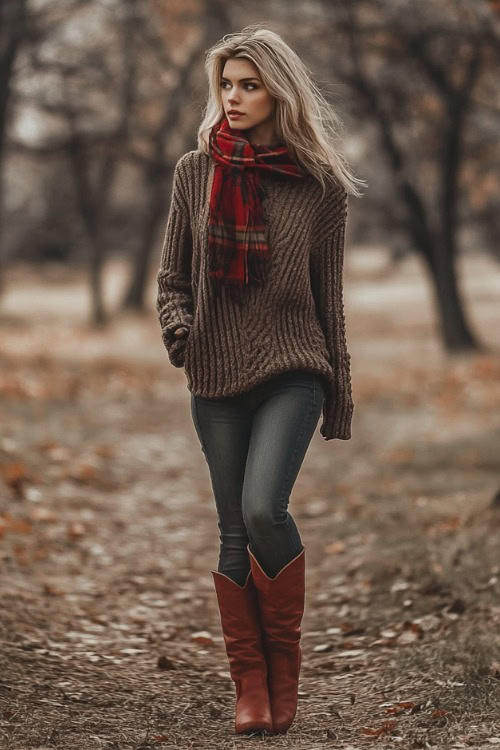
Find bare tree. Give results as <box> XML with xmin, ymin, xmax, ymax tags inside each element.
<box><xmin>10</xmin><ymin>0</ymin><xmax>139</xmax><ymax>324</ymax></box>
<box><xmin>60</xmin><ymin>0</ymin><xmax>138</xmax><ymax>325</ymax></box>
<box><xmin>120</xmin><ymin>0</ymin><xmax>232</xmax><ymax>312</ymax></box>
<box><xmin>320</xmin><ymin>0</ymin><xmax>500</xmax><ymax>351</ymax></box>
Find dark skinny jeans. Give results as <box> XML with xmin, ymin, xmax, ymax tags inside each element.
<box><xmin>190</xmin><ymin>370</ymin><xmax>325</xmax><ymax>585</ymax></box>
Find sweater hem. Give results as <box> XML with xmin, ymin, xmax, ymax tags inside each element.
<box><xmin>185</xmin><ymin>363</ymin><xmax>333</xmax><ymax>399</ymax></box>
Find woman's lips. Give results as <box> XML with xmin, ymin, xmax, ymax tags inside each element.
<box><xmin>228</xmin><ymin>112</ymin><xmax>245</xmax><ymax>119</ymax></box>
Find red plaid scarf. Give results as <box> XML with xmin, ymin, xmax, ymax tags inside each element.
<box><xmin>207</xmin><ymin>117</ymin><xmax>306</xmax><ymax>301</ymax></box>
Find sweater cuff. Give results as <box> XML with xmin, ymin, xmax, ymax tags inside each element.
<box><xmin>320</xmin><ymin>386</ymin><xmax>354</xmax><ymax>440</ymax></box>
<box><xmin>162</xmin><ymin>315</ymin><xmax>193</xmax><ymax>345</ymax></box>
<box><xmin>162</xmin><ymin>334</ymin><xmax>189</xmax><ymax>368</ymax></box>
<box><xmin>161</xmin><ymin>316</ymin><xmax>193</xmax><ymax>368</ymax></box>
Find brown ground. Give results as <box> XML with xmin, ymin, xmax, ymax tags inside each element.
<box><xmin>1</xmin><ymin>249</ymin><xmax>500</xmax><ymax>750</ymax></box>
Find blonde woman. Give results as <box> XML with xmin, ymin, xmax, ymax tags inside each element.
<box><xmin>156</xmin><ymin>23</ymin><xmax>365</xmax><ymax>736</ymax></box>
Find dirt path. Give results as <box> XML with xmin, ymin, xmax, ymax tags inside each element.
<box><xmin>1</xmin><ymin>251</ymin><xmax>500</xmax><ymax>749</ymax></box>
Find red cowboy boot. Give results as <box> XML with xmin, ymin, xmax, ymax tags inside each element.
<box><xmin>211</xmin><ymin>568</ymin><xmax>273</xmax><ymax>734</ymax></box>
<box><xmin>247</xmin><ymin>544</ymin><xmax>306</xmax><ymax>734</ymax></box>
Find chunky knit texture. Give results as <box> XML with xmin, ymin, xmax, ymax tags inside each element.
<box><xmin>156</xmin><ymin>150</ymin><xmax>354</xmax><ymax>440</ymax></box>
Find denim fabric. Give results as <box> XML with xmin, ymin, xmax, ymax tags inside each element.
<box><xmin>190</xmin><ymin>370</ymin><xmax>326</xmax><ymax>585</ymax></box>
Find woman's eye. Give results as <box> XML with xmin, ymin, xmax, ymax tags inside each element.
<box><xmin>220</xmin><ymin>82</ymin><xmax>257</xmax><ymax>90</ymax></box>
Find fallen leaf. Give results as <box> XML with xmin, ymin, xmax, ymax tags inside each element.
<box><xmin>432</xmin><ymin>709</ymin><xmax>449</xmax><ymax>718</ymax></box>
<box><xmin>191</xmin><ymin>631</ymin><xmax>213</xmax><ymax>645</ymax></box>
<box><xmin>360</xmin><ymin>720</ymin><xmax>398</xmax><ymax>736</ymax></box>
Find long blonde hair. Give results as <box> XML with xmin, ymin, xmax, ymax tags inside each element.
<box><xmin>197</xmin><ymin>22</ymin><xmax>366</xmax><ymax>198</ymax></box>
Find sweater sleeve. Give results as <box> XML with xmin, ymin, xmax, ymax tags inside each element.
<box><xmin>156</xmin><ymin>157</ymin><xmax>194</xmax><ymax>368</ymax></box>
<box><xmin>310</xmin><ymin>187</ymin><xmax>354</xmax><ymax>440</ymax></box>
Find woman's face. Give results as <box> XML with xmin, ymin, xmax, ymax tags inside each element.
<box><xmin>220</xmin><ymin>57</ymin><xmax>274</xmax><ymax>133</ymax></box>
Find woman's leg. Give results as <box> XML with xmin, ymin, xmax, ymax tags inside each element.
<box><xmin>241</xmin><ymin>372</ymin><xmax>325</xmax><ymax>578</ymax></box>
<box><xmin>191</xmin><ymin>393</ymin><xmax>274</xmax><ymax>734</ymax></box>
<box><xmin>190</xmin><ymin>392</ymin><xmax>253</xmax><ymax>586</ymax></box>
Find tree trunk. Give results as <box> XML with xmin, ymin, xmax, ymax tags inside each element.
<box><xmin>421</xmin><ymin>243</ymin><xmax>485</xmax><ymax>352</ymax></box>
<box><xmin>121</xmin><ymin>178</ymin><xmax>167</xmax><ymax>311</ymax></box>
<box><xmin>0</xmin><ymin>0</ymin><xmax>27</xmax><ymax>296</ymax></box>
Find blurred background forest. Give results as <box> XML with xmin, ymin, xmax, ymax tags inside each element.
<box><xmin>0</xmin><ymin>0</ymin><xmax>499</xmax><ymax>346</ymax></box>
<box><xmin>2</xmin><ymin>2</ymin><xmax>500</xmax><ymax>749</ymax></box>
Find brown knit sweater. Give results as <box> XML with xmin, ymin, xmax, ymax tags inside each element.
<box><xmin>156</xmin><ymin>150</ymin><xmax>354</xmax><ymax>440</ymax></box>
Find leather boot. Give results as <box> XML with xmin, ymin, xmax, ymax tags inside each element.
<box><xmin>247</xmin><ymin>544</ymin><xmax>306</xmax><ymax>734</ymax></box>
<box><xmin>211</xmin><ymin>568</ymin><xmax>273</xmax><ymax>734</ymax></box>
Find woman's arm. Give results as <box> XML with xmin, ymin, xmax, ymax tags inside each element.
<box><xmin>156</xmin><ymin>157</ymin><xmax>194</xmax><ymax>368</ymax></box>
<box><xmin>309</xmin><ymin>186</ymin><xmax>354</xmax><ymax>440</ymax></box>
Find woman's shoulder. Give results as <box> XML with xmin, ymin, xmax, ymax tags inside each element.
<box><xmin>171</xmin><ymin>150</ymin><xmax>211</xmax><ymax>203</ymax></box>
<box><xmin>174</xmin><ymin>149</ymin><xmax>211</xmax><ymax>175</ymax></box>
<box><xmin>312</xmin><ymin>172</ymin><xmax>348</xmax><ymax>233</ymax></box>
<box><xmin>316</xmin><ymin>166</ymin><xmax>347</xmax><ymax>201</ymax></box>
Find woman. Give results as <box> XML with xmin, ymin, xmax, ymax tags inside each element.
<box><xmin>156</xmin><ymin>23</ymin><xmax>365</xmax><ymax>737</ymax></box>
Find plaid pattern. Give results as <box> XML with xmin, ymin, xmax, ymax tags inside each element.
<box><xmin>207</xmin><ymin>117</ymin><xmax>306</xmax><ymax>299</ymax></box>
